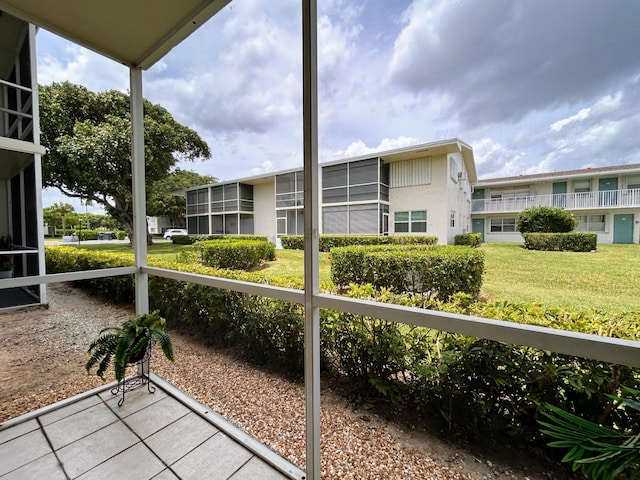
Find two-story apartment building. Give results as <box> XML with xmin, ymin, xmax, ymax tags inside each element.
<box><xmin>471</xmin><ymin>164</ymin><xmax>640</xmax><ymax>244</ymax></box>
<box><xmin>184</xmin><ymin>139</ymin><xmax>477</xmax><ymax>245</ymax></box>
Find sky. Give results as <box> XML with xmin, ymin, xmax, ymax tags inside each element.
<box><xmin>36</xmin><ymin>0</ymin><xmax>640</xmax><ymax>214</ymax></box>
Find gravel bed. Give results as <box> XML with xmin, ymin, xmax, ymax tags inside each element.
<box><xmin>0</xmin><ymin>283</ymin><xmax>565</xmax><ymax>480</ymax></box>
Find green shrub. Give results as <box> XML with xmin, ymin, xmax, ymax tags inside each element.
<box><xmin>280</xmin><ymin>235</ymin><xmax>305</xmax><ymax>250</ymax></box>
<box><xmin>517</xmin><ymin>206</ymin><xmax>577</xmax><ymax>233</ymax></box>
<box><xmin>523</xmin><ymin>232</ymin><xmax>597</xmax><ymax>251</ymax></box>
<box><xmin>75</xmin><ymin>229</ymin><xmax>99</xmax><ymax>241</ymax></box>
<box><xmin>280</xmin><ymin>234</ymin><xmax>438</xmax><ymax>251</ymax></box>
<box><xmin>454</xmin><ymin>232</ymin><xmax>482</xmax><ymax>247</ymax></box>
<box><xmin>114</xmin><ymin>230</ymin><xmax>127</xmax><ymax>240</ymax></box>
<box><xmin>198</xmin><ymin>239</ymin><xmax>276</xmax><ymax>270</ymax></box>
<box><xmin>173</xmin><ymin>234</ymin><xmax>269</xmax><ymax>245</ymax></box>
<box><xmin>330</xmin><ymin>245</ymin><xmax>485</xmax><ymax>300</ymax></box>
<box><xmin>44</xmin><ymin>245</ymin><xmax>640</xmax><ymax>454</ymax></box>
<box><xmin>172</xmin><ymin>234</ymin><xmax>192</xmax><ymax>245</ymax></box>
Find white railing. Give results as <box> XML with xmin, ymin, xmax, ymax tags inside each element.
<box><xmin>472</xmin><ymin>188</ymin><xmax>640</xmax><ymax>213</ymax></box>
<box><xmin>4</xmin><ymin>266</ymin><xmax>638</xmax><ymax>368</ymax></box>
<box><xmin>0</xmin><ymin>78</ymin><xmax>33</xmax><ymax>141</ymax></box>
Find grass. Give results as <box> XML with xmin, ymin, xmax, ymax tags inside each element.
<box><xmin>68</xmin><ymin>241</ymin><xmax>640</xmax><ymax>313</ymax></box>
<box><xmin>480</xmin><ymin>243</ymin><xmax>640</xmax><ymax>312</ymax></box>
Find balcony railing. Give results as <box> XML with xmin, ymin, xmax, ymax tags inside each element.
<box><xmin>472</xmin><ymin>188</ymin><xmax>640</xmax><ymax>213</ymax></box>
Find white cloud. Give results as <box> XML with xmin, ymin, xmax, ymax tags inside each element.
<box><xmin>250</xmin><ymin>160</ymin><xmax>275</xmax><ymax>176</ymax></box>
<box><xmin>333</xmin><ymin>136</ymin><xmax>420</xmax><ymax>159</ymax></box>
<box><xmin>550</xmin><ymin>108</ymin><xmax>591</xmax><ymax>132</ymax></box>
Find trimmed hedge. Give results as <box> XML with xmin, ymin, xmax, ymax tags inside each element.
<box><xmin>281</xmin><ymin>234</ymin><xmax>438</xmax><ymax>251</ymax></box>
<box><xmin>454</xmin><ymin>232</ymin><xmax>482</xmax><ymax>247</ymax></box>
<box><xmin>75</xmin><ymin>229</ymin><xmax>99</xmax><ymax>241</ymax></box>
<box><xmin>173</xmin><ymin>234</ymin><xmax>269</xmax><ymax>245</ymax></box>
<box><xmin>523</xmin><ymin>232</ymin><xmax>597</xmax><ymax>252</ymax></box>
<box><xmin>44</xmin><ymin>246</ymin><xmax>640</xmax><ymax>451</ymax></box>
<box><xmin>197</xmin><ymin>239</ymin><xmax>275</xmax><ymax>270</ymax></box>
<box><xmin>330</xmin><ymin>245</ymin><xmax>485</xmax><ymax>300</ymax></box>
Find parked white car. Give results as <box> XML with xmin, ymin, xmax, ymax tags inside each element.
<box><xmin>163</xmin><ymin>228</ymin><xmax>188</xmax><ymax>240</ymax></box>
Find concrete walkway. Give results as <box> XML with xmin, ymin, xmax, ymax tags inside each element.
<box><xmin>0</xmin><ymin>375</ymin><xmax>304</xmax><ymax>480</ymax></box>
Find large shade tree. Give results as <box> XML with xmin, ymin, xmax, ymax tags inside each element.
<box><xmin>147</xmin><ymin>169</ymin><xmax>217</xmax><ymax>228</ymax></box>
<box><xmin>39</xmin><ymin>82</ymin><xmax>211</xmax><ymax>243</ymax></box>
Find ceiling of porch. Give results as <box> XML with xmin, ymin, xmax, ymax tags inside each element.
<box><xmin>0</xmin><ymin>0</ymin><xmax>231</xmax><ymax>69</ymax></box>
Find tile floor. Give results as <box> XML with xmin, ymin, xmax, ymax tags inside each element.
<box><xmin>0</xmin><ymin>376</ymin><xmax>304</xmax><ymax>480</ymax></box>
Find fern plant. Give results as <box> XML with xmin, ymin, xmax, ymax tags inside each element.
<box><xmin>539</xmin><ymin>386</ymin><xmax>640</xmax><ymax>480</ymax></box>
<box><xmin>86</xmin><ymin>311</ymin><xmax>175</xmax><ymax>382</ymax></box>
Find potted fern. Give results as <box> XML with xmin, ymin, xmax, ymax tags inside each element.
<box><xmin>86</xmin><ymin>311</ymin><xmax>175</xmax><ymax>383</ymax></box>
<box><xmin>0</xmin><ymin>235</ymin><xmax>13</xmax><ymax>279</ymax></box>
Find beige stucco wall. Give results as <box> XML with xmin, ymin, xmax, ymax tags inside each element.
<box><xmin>253</xmin><ymin>181</ymin><xmax>276</xmax><ymax>243</ymax></box>
<box><xmin>389</xmin><ymin>155</ymin><xmax>450</xmax><ymax>244</ymax></box>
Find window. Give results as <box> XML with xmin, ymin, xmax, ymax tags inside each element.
<box><xmin>322</xmin><ymin>158</ymin><xmax>387</xmax><ymax>204</ymax></box>
<box><xmin>450</xmin><ymin>211</ymin><xmax>456</xmax><ymax>228</ymax></box>
<box><xmin>449</xmin><ymin>157</ymin><xmax>459</xmax><ymax>182</ymax></box>
<box><xmin>186</xmin><ymin>188</ymin><xmax>209</xmax><ymax>215</ymax></box>
<box><xmin>574</xmin><ymin>179</ymin><xmax>591</xmax><ymax>193</ymax></box>
<box><xmin>490</xmin><ymin>217</ymin><xmax>516</xmax><ymax>233</ymax></box>
<box><xmin>574</xmin><ymin>214</ymin><xmax>606</xmax><ymax>232</ymax></box>
<box><xmin>210</xmin><ymin>183</ymin><xmax>253</xmax><ymax>213</ymax></box>
<box><xmin>276</xmin><ymin>171</ymin><xmax>304</xmax><ymax>208</ymax></box>
<box><xmin>627</xmin><ymin>175</ymin><xmax>640</xmax><ymax>189</ymax></box>
<box><xmin>490</xmin><ymin>186</ymin><xmax>531</xmax><ymax>200</ymax></box>
<box><xmin>394</xmin><ymin>210</ymin><xmax>427</xmax><ymax>233</ymax></box>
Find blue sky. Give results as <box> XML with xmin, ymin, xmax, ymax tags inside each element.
<box><xmin>37</xmin><ymin>0</ymin><xmax>640</xmax><ymax>213</ymax></box>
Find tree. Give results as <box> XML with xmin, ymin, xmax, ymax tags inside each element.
<box><xmin>46</xmin><ymin>202</ymin><xmax>77</xmax><ymax>235</ymax></box>
<box><xmin>39</xmin><ymin>82</ymin><xmax>211</xmax><ymax>244</ymax></box>
<box><xmin>516</xmin><ymin>206</ymin><xmax>577</xmax><ymax>233</ymax></box>
<box><xmin>147</xmin><ymin>169</ymin><xmax>217</xmax><ymax>227</ymax></box>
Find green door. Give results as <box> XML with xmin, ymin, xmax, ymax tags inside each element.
<box><xmin>472</xmin><ymin>218</ymin><xmax>485</xmax><ymax>242</ymax></box>
<box><xmin>552</xmin><ymin>182</ymin><xmax>567</xmax><ymax>207</ymax></box>
<box><xmin>599</xmin><ymin>177</ymin><xmax>618</xmax><ymax>206</ymax></box>
<box><xmin>613</xmin><ymin>214</ymin><xmax>634</xmax><ymax>244</ymax></box>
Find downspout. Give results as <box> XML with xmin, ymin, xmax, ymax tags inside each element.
<box><xmin>130</xmin><ymin>68</ymin><xmax>149</xmax><ymax>314</ymax></box>
<box><xmin>302</xmin><ymin>0</ymin><xmax>320</xmax><ymax>478</ymax></box>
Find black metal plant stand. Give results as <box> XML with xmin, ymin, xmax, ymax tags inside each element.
<box><xmin>111</xmin><ymin>340</ymin><xmax>156</xmax><ymax>407</ymax></box>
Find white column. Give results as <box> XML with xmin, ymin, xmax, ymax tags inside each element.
<box><xmin>29</xmin><ymin>24</ymin><xmax>47</xmax><ymax>304</ymax></box>
<box><xmin>130</xmin><ymin>68</ymin><xmax>149</xmax><ymax>314</ymax></box>
<box><xmin>302</xmin><ymin>0</ymin><xmax>320</xmax><ymax>478</ymax></box>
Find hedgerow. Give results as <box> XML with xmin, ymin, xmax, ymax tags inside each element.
<box><xmin>523</xmin><ymin>232</ymin><xmax>598</xmax><ymax>252</ymax></box>
<box><xmin>172</xmin><ymin>234</ymin><xmax>269</xmax><ymax>245</ymax></box>
<box><xmin>454</xmin><ymin>232</ymin><xmax>482</xmax><ymax>247</ymax></box>
<box><xmin>280</xmin><ymin>234</ymin><xmax>438</xmax><ymax>251</ymax></box>
<box><xmin>44</xmin><ymin>246</ymin><xmax>640</xmax><ymax>450</ymax></box>
<box><xmin>197</xmin><ymin>239</ymin><xmax>276</xmax><ymax>270</ymax></box>
<box><xmin>330</xmin><ymin>245</ymin><xmax>485</xmax><ymax>300</ymax></box>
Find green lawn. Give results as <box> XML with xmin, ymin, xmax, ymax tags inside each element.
<box><xmin>480</xmin><ymin>243</ymin><xmax>640</xmax><ymax>312</ymax></box>
<box><xmin>68</xmin><ymin>241</ymin><xmax>640</xmax><ymax>313</ymax></box>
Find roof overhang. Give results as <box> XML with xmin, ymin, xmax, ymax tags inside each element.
<box><xmin>324</xmin><ymin>138</ymin><xmax>477</xmax><ymax>184</ymax></box>
<box><xmin>0</xmin><ymin>0</ymin><xmax>231</xmax><ymax>70</ymax></box>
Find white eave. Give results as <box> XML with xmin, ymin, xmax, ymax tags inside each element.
<box><xmin>0</xmin><ymin>0</ymin><xmax>232</xmax><ymax>70</ymax></box>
